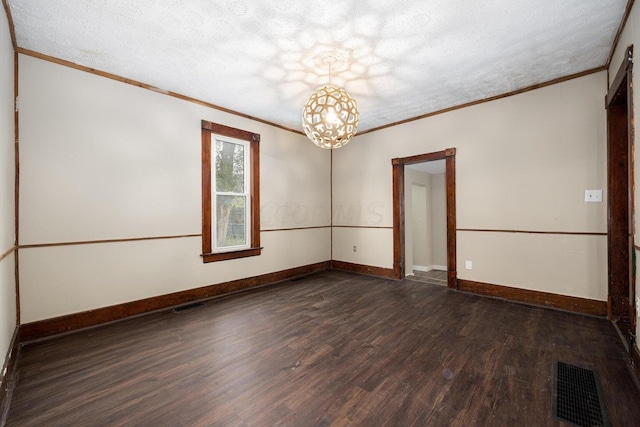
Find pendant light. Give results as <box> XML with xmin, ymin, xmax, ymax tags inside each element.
<box><xmin>302</xmin><ymin>51</ymin><xmax>360</xmax><ymax>149</ymax></box>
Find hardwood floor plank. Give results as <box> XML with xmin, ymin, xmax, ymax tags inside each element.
<box><xmin>5</xmin><ymin>271</ymin><xmax>640</xmax><ymax>426</ymax></box>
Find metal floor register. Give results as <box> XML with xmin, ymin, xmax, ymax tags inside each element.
<box><xmin>552</xmin><ymin>361</ymin><xmax>609</xmax><ymax>427</ymax></box>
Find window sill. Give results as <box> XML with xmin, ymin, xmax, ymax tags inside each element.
<box><xmin>201</xmin><ymin>247</ymin><xmax>262</xmax><ymax>263</ymax></box>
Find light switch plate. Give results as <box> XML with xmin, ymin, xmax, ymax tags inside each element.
<box><xmin>584</xmin><ymin>190</ymin><xmax>602</xmax><ymax>202</ymax></box>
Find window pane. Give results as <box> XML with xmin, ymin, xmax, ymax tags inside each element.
<box><xmin>216</xmin><ymin>195</ymin><xmax>246</xmax><ymax>248</ymax></box>
<box><xmin>215</xmin><ymin>140</ymin><xmax>245</xmax><ymax>193</ymax></box>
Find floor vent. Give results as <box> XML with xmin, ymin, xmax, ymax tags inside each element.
<box><xmin>552</xmin><ymin>361</ymin><xmax>609</xmax><ymax>427</ymax></box>
<box><xmin>173</xmin><ymin>302</ymin><xmax>204</xmax><ymax>313</ymax></box>
<box><xmin>290</xmin><ymin>276</ymin><xmax>306</xmax><ymax>282</ymax></box>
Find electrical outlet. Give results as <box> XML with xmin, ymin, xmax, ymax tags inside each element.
<box><xmin>353</xmin><ymin>246</ymin><xmax>357</xmax><ymax>252</ymax></box>
<box><xmin>465</xmin><ymin>260</ymin><xmax>472</xmax><ymax>270</ymax></box>
<box><xmin>584</xmin><ymin>190</ymin><xmax>602</xmax><ymax>202</ymax></box>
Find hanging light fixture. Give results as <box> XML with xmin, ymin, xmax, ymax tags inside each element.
<box><xmin>302</xmin><ymin>50</ymin><xmax>360</xmax><ymax>149</ymax></box>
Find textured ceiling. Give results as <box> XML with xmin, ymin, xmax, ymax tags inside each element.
<box><xmin>8</xmin><ymin>0</ymin><xmax>627</xmax><ymax>133</ymax></box>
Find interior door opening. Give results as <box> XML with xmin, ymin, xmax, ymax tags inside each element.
<box><xmin>606</xmin><ymin>45</ymin><xmax>636</xmax><ymax>350</ymax></box>
<box><xmin>405</xmin><ymin>161</ymin><xmax>448</xmax><ymax>285</ymax></box>
<box><xmin>392</xmin><ymin>148</ymin><xmax>457</xmax><ymax>288</ymax></box>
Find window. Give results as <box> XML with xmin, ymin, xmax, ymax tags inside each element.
<box><xmin>201</xmin><ymin>120</ymin><xmax>261</xmax><ymax>262</ymax></box>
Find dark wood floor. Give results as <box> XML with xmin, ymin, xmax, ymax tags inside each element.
<box><xmin>6</xmin><ymin>270</ymin><xmax>640</xmax><ymax>426</ymax></box>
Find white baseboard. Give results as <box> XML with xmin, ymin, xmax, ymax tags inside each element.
<box><xmin>413</xmin><ymin>265</ymin><xmax>447</xmax><ymax>272</ymax></box>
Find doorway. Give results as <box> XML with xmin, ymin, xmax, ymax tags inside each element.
<box><xmin>405</xmin><ymin>162</ymin><xmax>448</xmax><ymax>285</ymax></box>
<box><xmin>606</xmin><ymin>45</ymin><xmax>635</xmax><ymax>349</ymax></box>
<box><xmin>392</xmin><ymin>148</ymin><xmax>457</xmax><ymax>288</ymax></box>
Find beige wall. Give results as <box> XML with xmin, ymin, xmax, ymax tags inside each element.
<box><xmin>406</xmin><ymin>169</ymin><xmax>447</xmax><ymax>273</ymax></box>
<box><xmin>608</xmin><ymin>1</ymin><xmax>640</xmax><ymax>340</ymax></box>
<box><xmin>430</xmin><ymin>173</ymin><xmax>447</xmax><ymax>267</ymax></box>
<box><xmin>406</xmin><ymin>168</ymin><xmax>432</xmax><ymax>274</ymax></box>
<box><xmin>0</xmin><ymin>9</ymin><xmax>16</xmax><ymax>372</ymax></box>
<box><xmin>411</xmin><ymin>184</ymin><xmax>429</xmax><ymax>270</ymax></box>
<box><xmin>333</xmin><ymin>71</ymin><xmax>607</xmax><ymax>300</ymax></box>
<box><xmin>18</xmin><ymin>54</ymin><xmax>331</xmax><ymax>323</ymax></box>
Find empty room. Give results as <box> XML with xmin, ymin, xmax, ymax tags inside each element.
<box><xmin>1</xmin><ymin>1</ymin><xmax>640</xmax><ymax>426</ymax></box>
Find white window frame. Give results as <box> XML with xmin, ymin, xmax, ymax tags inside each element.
<box><xmin>212</xmin><ymin>136</ymin><xmax>251</xmax><ymax>252</ymax></box>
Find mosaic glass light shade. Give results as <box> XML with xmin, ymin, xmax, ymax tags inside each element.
<box><xmin>302</xmin><ymin>85</ymin><xmax>360</xmax><ymax>149</ymax></box>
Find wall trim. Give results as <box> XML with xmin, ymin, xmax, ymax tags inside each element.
<box><xmin>359</xmin><ymin>67</ymin><xmax>606</xmax><ymax>135</ymax></box>
<box><xmin>19</xmin><ymin>234</ymin><xmax>202</xmax><ymax>249</ymax></box>
<box><xmin>0</xmin><ymin>327</ymin><xmax>20</xmax><ymax>426</ymax></box>
<box><xmin>332</xmin><ymin>225</ymin><xmax>393</xmax><ymax>230</ymax></box>
<box><xmin>413</xmin><ymin>265</ymin><xmax>447</xmax><ymax>272</ymax></box>
<box><xmin>0</xmin><ymin>246</ymin><xmax>14</xmax><ymax>263</ymax></box>
<box><xmin>330</xmin><ymin>150</ymin><xmax>333</xmax><ymax>261</ymax></box>
<box><xmin>261</xmin><ymin>226</ymin><xmax>331</xmax><ymax>232</ymax></box>
<box><xmin>457</xmin><ymin>279</ymin><xmax>607</xmax><ymax>317</ymax></box>
<box><xmin>606</xmin><ymin>44</ymin><xmax>635</xmax><ymax>341</ymax></box>
<box><xmin>18</xmin><ymin>228</ymin><xmax>333</xmax><ymax>248</ymax></box>
<box><xmin>606</xmin><ymin>0</ymin><xmax>636</xmax><ymax>68</ymax></box>
<box><xmin>20</xmin><ymin>261</ymin><xmax>330</xmax><ymax>342</ymax></box>
<box><xmin>16</xmin><ymin>51</ymin><xmax>606</xmax><ymax>142</ymax></box>
<box><xmin>13</xmin><ymin>30</ymin><xmax>20</xmax><ymax>325</ymax></box>
<box><xmin>457</xmin><ymin>228</ymin><xmax>607</xmax><ymax>236</ymax></box>
<box><xmin>16</xmin><ymin>48</ymin><xmax>304</xmax><ymax>136</ymax></box>
<box><xmin>1</xmin><ymin>0</ymin><xmax>16</xmax><ymax>49</ymax></box>
<box><xmin>330</xmin><ymin>260</ymin><xmax>395</xmax><ymax>279</ymax></box>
